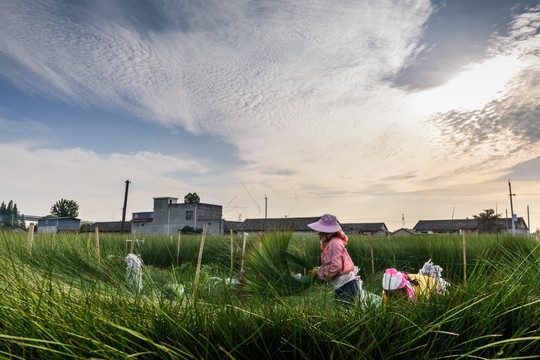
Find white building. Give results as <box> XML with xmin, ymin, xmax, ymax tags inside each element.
<box><xmin>131</xmin><ymin>197</ymin><xmax>223</xmax><ymax>235</ymax></box>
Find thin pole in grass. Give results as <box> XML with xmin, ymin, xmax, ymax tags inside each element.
<box><xmin>176</xmin><ymin>231</ymin><xmax>181</xmax><ymax>267</ymax></box>
<box><xmin>95</xmin><ymin>226</ymin><xmax>100</xmax><ymax>264</ymax></box>
<box><xmin>193</xmin><ymin>223</ymin><xmax>208</xmax><ymax>298</ymax></box>
<box><xmin>27</xmin><ymin>222</ymin><xmax>35</xmax><ymax>254</ymax></box>
<box><xmin>240</xmin><ymin>232</ymin><xmax>247</xmax><ymax>274</ymax></box>
<box><xmin>462</xmin><ymin>230</ymin><xmax>467</xmax><ymax>284</ymax></box>
<box><xmin>230</xmin><ymin>229</ymin><xmax>234</xmax><ymax>273</ymax></box>
<box><xmin>130</xmin><ymin>230</ymin><xmax>136</xmax><ymax>254</ymax></box>
<box><xmin>258</xmin><ymin>231</ymin><xmax>263</xmax><ymax>251</ymax></box>
<box><xmin>369</xmin><ymin>232</ymin><xmax>375</xmax><ymax>275</ymax></box>
<box><xmin>303</xmin><ymin>237</ymin><xmax>307</xmax><ymax>276</ymax></box>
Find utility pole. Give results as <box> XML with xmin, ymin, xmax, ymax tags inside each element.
<box><xmin>527</xmin><ymin>205</ymin><xmax>530</xmax><ymax>234</ymax></box>
<box><xmin>402</xmin><ymin>213</ymin><xmax>405</xmax><ymax>228</ymax></box>
<box><xmin>505</xmin><ymin>209</ymin><xmax>509</xmax><ymax>232</ymax></box>
<box><xmin>265</xmin><ymin>196</ymin><xmax>268</xmax><ymax>219</ymax></box>
<box><xmin>121</xmin><ymin>180</ymin><xmax>131</xmax><ymax>233</ymax></box>
<box><xmin>508</xmin><ymin>180</ymin><xmax>515</xmax><ymax>235</ymax></box>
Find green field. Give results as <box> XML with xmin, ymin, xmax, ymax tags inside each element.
<box><xmin>1</xmin><ymin>230</ymin><xmax>538</xmax><ymax>359</ymax></box>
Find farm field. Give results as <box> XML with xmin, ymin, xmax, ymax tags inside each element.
<box><xmin>0</xmin><ymin>230</ymin><xmax>538</xmax><ymax>359</ymax></box>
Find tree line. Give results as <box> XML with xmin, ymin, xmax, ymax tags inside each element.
<box><xmin>0</xmin><ymin>200</ymin><xmax>26</xmax><ymax>230</ymax></box>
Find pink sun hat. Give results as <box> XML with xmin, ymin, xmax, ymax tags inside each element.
<box><xmin>308</xmin><ymin>214</ymin><xmax>342</xmax><ymax>233</ymax></box>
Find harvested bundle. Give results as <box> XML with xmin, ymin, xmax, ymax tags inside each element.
<box><xmin>125</xmin><ymin>253</ymin><xmax>143</xmax><ymax>293</ymax></box>
<box><xmin>241</xmin><ymin>231</ymin><xmax>313</xmax><ymax>296</ymax></box>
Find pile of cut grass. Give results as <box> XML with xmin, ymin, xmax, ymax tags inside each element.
<box><xmin>241</xmin><ymin>231</ymin><xmax>313</xmax><ymax>296</ymax></box>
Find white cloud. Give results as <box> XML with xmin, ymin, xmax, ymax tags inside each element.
<box><xmin>0</xmin><ymin>142</ymin><xmax>208</xmax><ymax>220</ymax></box>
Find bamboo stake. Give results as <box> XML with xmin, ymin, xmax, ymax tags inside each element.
<box><xmin>87</xmin><ymin>232</ymin><xmax>91</xmax><ymax>249</ymax></box>
<box><xmin>462</xmin><ymin>230</ymin><xmax>467</xmax><ymax>284</ymax></box>
<box><xmin>193</xmin><ymin>224</ymin><xmax>208</xmax><ymax>298</ymax></box>
<box><xmin>176</xmin><ymin>231</ymin><xmax>181</xmax><ymax>267</ymax></box>
<box><xmin>95</xmin><ymin>226</ymin><xmax>100</xmax><ymax>264</ymax></box>
<box><xmin>240</xmin><ymin>233</ymin><xmax>247</xmax><ymax>274</ymax></box>
<box><xmin>230</xmin><ymin>229</ymin><xmax>234</xmax><ymax>273</ymax></box>
<box><xmin>130</xmin><ymin>230</ymin><xmax>136</xmax><ymax>254</ymax></box>
<box><xmin>27</xmin><ymin>223</ymin><xmax>35</xmax><ymax>254</ymax></box>
<box><xmin>369</xmin><ymin>233</ymin><xmax>375</xmax><ymax>276</ymax></box>
<box><xmin>303</xmin><ymin>237</ymin><xmax>307</xmax><ymax>276</ymax></box>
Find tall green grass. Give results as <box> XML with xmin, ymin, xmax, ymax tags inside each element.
<box><xmin>0</xmin><ymin>230</ymin><xmax>538</xmax><ymax>359</ymax></box>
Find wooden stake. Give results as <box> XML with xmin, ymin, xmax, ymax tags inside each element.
<box><xmin>303</xmin><ymin>237</ymin><xmax>307</xmax><ymax>276</ymax></box>
<box><xmin>87</xmin><ymin>232</ymin><xmax>91</xmax><ymax>249</ymax></box>
<box><xmin>369</xmin><ymin>233</ymin><xmax>375</xmax><ymax>276</ymax></box>
<box><xmin>240</xmin><ymin>233</ymin><xmax>247</xmax><ymax>274</ymax></box>
<box><xmin>130</xmin><ymin>230</ymin><xmax>136</xmax><ymax>254</ymax></box>
<box><xmin>462</xmin><ymin>230</ymin><xmax>467</xmax><ymax>284</ymax></box>
<box><xmin>193</xmin><ymin>224</ymin><xmax>208</xmax><ymax>298</ymax></box>
<box><xmin>176</xmin><ymin>231</ymin><xmax>181</xmax><ymax>267</ymax></box>
<box><xmin>95</xmin><ymin>226</ymin><xmax>100</xmax><ymax>264</ymax></box>
<box><xmin>27</xmin><ymin>223</ymin><xmax>35</xmax><ymax>254</ymax></box>
<box><xmin>230</xmin><ymin>229</ymin><xmax>234</xmax><ymax>273</ymax></box>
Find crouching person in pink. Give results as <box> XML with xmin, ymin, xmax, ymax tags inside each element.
<box><xmin>308</xmin><ymin>214</ymin><xmax>359</xmax><ymax>307</ymax></box>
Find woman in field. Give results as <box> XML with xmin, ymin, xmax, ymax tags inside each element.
<box><xmin>308</xmin><ymin>214</ymin><xmax>360</xmax><ymax>307</ymax></box>
<box><xmin>382</xmin><ymin>260</ymin><xmax>450</xmax><ymax>303</ymax></box>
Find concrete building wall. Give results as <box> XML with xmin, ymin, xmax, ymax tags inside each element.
<box><xmin>37</xmin><ymin>218</ymin><xmax>80</xmax><ymax>234</ymax></box>
<box><xmin>131</xmin><ymin>198</ymin><xmax>223</xmax><ymax>235</ymax></box>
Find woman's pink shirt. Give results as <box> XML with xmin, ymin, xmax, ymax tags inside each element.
<box><xmin>317</xmin><ymin>237</ymin><xmax>355</xmax><ymax>281</ymax></box>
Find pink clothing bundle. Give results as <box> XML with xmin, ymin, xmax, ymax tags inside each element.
<box><xmin>385</xmin><ymin>268</ymin><xmax>416</xmax><ymax>301</ymax></box>
<box><xmin>317</xmin><ymin>237</ymin><xmax>355</xmax><ymax>281</ymax></box>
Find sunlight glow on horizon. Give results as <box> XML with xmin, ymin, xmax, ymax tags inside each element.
<box><xmin>411</xmin><ymin>56</ymin><xmax>524</xmax><ymax>115</ymax></box>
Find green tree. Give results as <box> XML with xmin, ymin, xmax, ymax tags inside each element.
<box><xmin>0</xmin><ymin>200</ymin><xmax>26</xmax><ymax>229</ymax></box>
<box><xmin>7</xmin><ymin>201</ymin><xmax>13</xmax><ymax>224</ymax></box>
<box><xmin>0</xmin><ymin>201</ymin><xmax>6</xmax><ymax>225</ymax></box>
<box><xmin>12</xmin><ymin>203</ymin><xmax>19</xmax><ymax>227</ymax></box>
<box><xmin>184</xmin><ymin>192</ymin><xmax>201</xmax><ymax>204</ymax></box>
<box><xmin>473</xmin><ymin>209</ymin><xmax>501</xmax><ymax>233</ymax></box>
<box><xmin>50</xmin><ymin>198</ymin><xmax>79</xmax><ymax>218</ymax></box>
<box><xmin>19</xmin><ymin>214</ymin><xmax>26</xmax><ymax>230</ymax></box>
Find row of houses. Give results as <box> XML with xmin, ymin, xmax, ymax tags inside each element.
<box><xmin>36</xmin><ymin>196</ymin><xmax>530</xmax><ymax>236</ymax></box>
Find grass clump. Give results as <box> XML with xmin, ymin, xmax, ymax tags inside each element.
<box><xmin>241</xmin><ymin>231</ymin><xmax>313</xmax><ymax>296</ymax></box>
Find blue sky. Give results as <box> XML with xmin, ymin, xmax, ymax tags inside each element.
<box><xmin>1</xmin><ymin>0</ymin><xmax>539</xmax><ymax>231</ymax></box>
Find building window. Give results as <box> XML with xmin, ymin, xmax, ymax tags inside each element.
<box><xmin>186</xmin><ymin>210</ymin><xmax>193</xmax><ymax>220</ymax></box>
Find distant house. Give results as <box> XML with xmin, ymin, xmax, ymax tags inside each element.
<box><xmin>131</xmin><ymin>197</ymin><xmax>224</xmax><ymax>235</ymax></box>
<box><xmin>223</xmin><ymin>220</ymin><xmax>243</xmax><ymax>233</ymax></box>
<box><xmin>413</xmin><ymin>217</ymin><xmax>529</xmax><ymax>235</ymax></box>
<box><xmin>391</xmin><ymin>228</ymin><xmax>416</xmax><ymax>236</ymax></box>
<box><xmin>37</xmin><ymin>217</ymin><xmax>80</xmax><ymax>234</ymax></box>
<box><xmin>341</xmin><ymin>223</ymin><xmax>389</xmax><ymax>236</ymax></box>
<box><xmin>237</xmin><ymin>217</ymin><xmax>389</xmax><ymax>236</ymax></box>
<box><xmin>237</xmin><ymin>217</ymin><xmax>320</xmax><ymax>235</ymax></box>
<box><xmin>81</xmin><ymin>221</ymin><xmax>132</xmax><ymax>233</ymax></box>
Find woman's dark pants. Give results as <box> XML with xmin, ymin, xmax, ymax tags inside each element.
<box><xmin>334</xmin><ymin>279</ymin><xmax>359</xmax><ymax>307</ymax></box>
